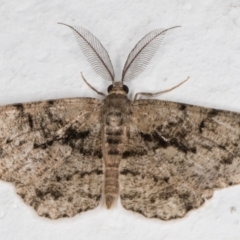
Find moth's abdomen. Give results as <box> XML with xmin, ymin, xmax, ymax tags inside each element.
<box><xmin>105</xmin><ymin>165</ymin><xmax>119</xmax><ymax>208</ymax></box>
<box><xmin>103</xmin><ymin>110</ymin><xmax>127</xmax><ymax>208</ymax></box>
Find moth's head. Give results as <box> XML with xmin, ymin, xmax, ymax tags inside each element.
<box><xmin>107</xmin><ymin>82</ymin><xmax>129</xmax><ymax>95</ymax></box>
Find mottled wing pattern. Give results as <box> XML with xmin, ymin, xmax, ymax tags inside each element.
<box><xmin>0</xmin><ymin>98</ymin><xmax>103</xmax><ymax>219</ymax></box>
<box><xmin>120</xmin><ymin>99</ymin><xmax>240</xmax><ymax>220</ymax></box>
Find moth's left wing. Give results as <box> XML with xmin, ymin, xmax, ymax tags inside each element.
<box><xmin>120</xmin><ymin>99</ymin><xmax>240</xmax><ymax>220</ymax></box>
<box><xmin>0</xmin><ymin>98</ymin><xmax>104</xmax><ymax>219</ymax></box>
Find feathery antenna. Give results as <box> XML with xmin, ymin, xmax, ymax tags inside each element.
<box><xmin>58</xmin><ymin>23</ymin><xmax>115</xmax><ymax>82</ymax></box>
<box><xmin>121</xmin><ymin>26</ymin><xmax>180</xmax><ymax>83</ymax></box>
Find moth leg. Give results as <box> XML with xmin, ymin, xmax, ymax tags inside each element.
<box><xmin>81</xmin><ymin>72</ymin><xmax>106</xmax><ymax>97</ymax></box>
<box><xmin>133</xmin><ymin>76</ymin><xmax>189</xmax><ymax>101</ymax></box>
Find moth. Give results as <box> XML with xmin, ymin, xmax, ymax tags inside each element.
<box><xmin>0</xmin><ymin>23</ymin><xmax>240</xmax><ymax>221</ymax></box>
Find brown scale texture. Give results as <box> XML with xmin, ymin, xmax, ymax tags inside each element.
<box><xmin>119</xmin><ymin>100</ymin><xmax>240</xmax><ymax>220</ymax></box>
<box><xmin>1</xmin><ymin>96</ymin><xmax>240</xmax><ymax>220</ymax></box>
<box><xmin>0</xmin><ymin>98</ymin><xmax>103</xmax><ymax>219</ymax></box>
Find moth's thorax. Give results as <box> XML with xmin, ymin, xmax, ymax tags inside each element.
<box><xmin>102</xmin><ymin>94</ymin><xmax>131</xmax><ymax>116</ymax></box>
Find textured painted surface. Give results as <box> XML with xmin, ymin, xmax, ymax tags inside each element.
<box><xmin>1</xmin><ymin>0</ymin><xmax>240</xmax><ymax>240</ymax></box>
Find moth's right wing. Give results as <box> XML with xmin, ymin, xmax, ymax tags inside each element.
<box><xmin>120</xmin><ymin>99</ymin><xmax>240</xmax><ymax>220</ymax></box>
<box><xmin>0</xmin><ymin>98</ymin><xmax>104</xmax><ymax>219</ymax></box>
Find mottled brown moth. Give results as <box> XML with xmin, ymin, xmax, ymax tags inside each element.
<box><xmin>0</xmin><ymin>23</ymin><xmax>240</xmax><ymax>220</ymax></box>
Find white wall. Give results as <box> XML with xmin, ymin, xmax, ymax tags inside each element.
<box><xmin>1</xmin><ymin>1</ymin><xmax>240</xmax><ymax>239</ymax></box>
